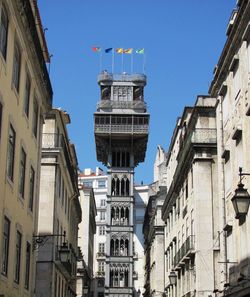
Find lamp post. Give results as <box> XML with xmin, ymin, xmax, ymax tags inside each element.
<box><xmin>231</xmin><ymin>167</ymin><xmax>250</xmax><ymax>219</ymax></box>
<box><xmin>168</xmin><ymin>271</ymin><xmax>177</xmax><ymax>286</ymax></box>
<box><xmin>33</xmin><ymin>231</ymin><xmax>66</xmax><ymax>250</ymax></box>
<box><xmin>59</xmin><ymin>241</ymin><xmax>70</xmax><ymax>263</ymax></box>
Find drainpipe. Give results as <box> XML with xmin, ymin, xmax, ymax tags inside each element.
<box><xmin>217</xmin><ymin>96</ymin><xmax>228</xmax><ymax>287</ymax></box>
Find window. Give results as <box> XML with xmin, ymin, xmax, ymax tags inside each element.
<box><xmin>83</xmin><ymin>180</ymin><xmax>92</xmax><ymax>188</ymax></box>
<box><xmin>19</xmin><ymin>147</ymin><xmax>26</xmax><ymax>198</ymax></box>
<box><xmin>99</xmin><ymin>226</ymin><xmax>105</xmax><ymax>235</ymax></box>
<box><xmin>100</xmin><ymin>211</ymin><xmax>105</xmax><ymax>221</ymax></box>
<box><xmin>97</xmin><ymin>279</ymin><xmax>105</xmax><ymax>287</ymax></box>
<box><xmin>0</xmin><ymin>3</ymin><xmax>8</xmax><ymax>60</ymax></box>
<box><xmin>32</xmin><ymin>99</ymin><xmax>38</xmax><ymax>137</ymax></box>
<box><xmin>98</xmin><ymin>261</ymin><xmax>105</xmax><ymax>272</ymax></box>
<box><xmin>99</xmin><ymin>243</ymin><xmax>105</xmax><ymax>253</ymax></box>
<box><xmin>24</xmin><ymin>242</ymin><xmax>31</xmax><ymax>289</ymax></box>
<box><xmin>7</xmin><ymin>124</ymin><xmax>16</xmax><ymax>181</ymax></box>
<box><xmin>0</xmin><ymin>101</ymin><xmax>2</xmax><ymax>141</ymax></box>
<box><xmin>100</xmin><ymin>199</ymin><xmax>106</xmax><ymax>207</ymax></box>
<box><xmin>28</xmin><ymin>166</ymin><xmax>35</xmax><ymax>211</ymax></box>
<box><xmin>23</xmin><ymin>74</ymin><xmax>31</xmax><ymax>117</ymax></box>
<box><xmin>1</xmin><ymin>216</ymin><xmax>10</xmax><ymax>275</ymax></box>
<box><xmin>57</xmin><ymin>166</ymin><xmax>61</xmax><ymax>197</ymax></box>
<box><xmin>12</xmin><ymin>42</ymin><xmax>21</xmax><ymax>92</ymax></box>
<box><xmin>98</xmin><ymin>180</ymin><xmax>106</xmax><ymax>188</ymax></box>
<box><xmin>14</xmin><ymin>231</ymin><xmax>22</xmax><ymax>283</ymax></box>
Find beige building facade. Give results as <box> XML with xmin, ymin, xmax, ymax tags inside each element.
<box><xmin>35</xmin><ymin>109</ymin><xmax>81</xmax><ymax>297</ymax></box>
<box><xmin>210</xmin><ymin>1</ymin><xmax>250</xmax><ymax>295</ymax></box>
<box><xmin>0</xmin><ymin>0</ymin><xmax>52</xmax><ymax>296</ymax></box>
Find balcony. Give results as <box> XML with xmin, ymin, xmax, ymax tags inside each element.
<box><xmin>95</xmin><ymin>124</ymin><xmax>149</xmax><ymax>135</ymax></box>
<box><xmin>97</xmin><ymin>100</ymin><xmax>147</xmax><ymax>111</ymax></box>
<box><xmin>96</xmin><ymin>271</ymin><xmax>105</xmax><ymax>277</ymax></box>
<box><xmin>191</xmin><ymin>128</ymin><xmax>217</xmax><ymax>144</ymax></box>
<box><xmin>179</xmin><ymin>128</ymin><xmax>217</xmax><ymax>151</ymax></box>
<box><xmin>96</xmin><ymin>252</ymin><xmax>106</xmax><ymax>259</ymax></box>
<box><xmin>98</xmin><ymin>73</ymin><xmax>146</xmax><ymax>84</ymax></box>
<box><xmin>173</xmin><ymin>236</ymin><xmax>195</xmax><ymax>269</ymax></box>
<box><xmin>42</xmin><ymin>133</ymin><xmax>78</xmax><ymax>187</ymax></box>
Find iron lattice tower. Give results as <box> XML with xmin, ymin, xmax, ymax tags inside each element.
<box><xmin>94</xmin><ymin>72</ymin><xmax>149</xmax><ymax>297</ymax></box>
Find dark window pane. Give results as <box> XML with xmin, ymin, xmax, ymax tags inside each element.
<box><xmin>0</xmin><ymin>5</ymin><xmax>8</xmax><ymax>59</ymax></box>
<box><xmin>14</xmin><ymin>231</ymin><xmax>22</xmax><ymax>283</ymax></box>
<box><xmin>29</xmin><ymin>166</ymin><xmax>35</xmax><ymax>211</ymax></box>
<box><xmin>24</xmin><ymin>242</ymin><xmax>31</xmax><ymax>289</ymax></box>
<box><xmin>2</xmin><ymin>216</ymin><xmax>10</xmax><ymax>275</ymax></box>
<box><xmin>32</xmin><ymin>100</ymin><xmax>38</xmax><ymax>137</ymax></box>
<box><xmin>7</xmin><ymin>124</ymin><xmax>16</xmax><ymax>181</ymax></box>
<box><xmin>12</xmin><ymin>43</ymin><xmax>21</xmax><ymax>92</ymax></box>
<box><xmin>19</xmin><ymin>147</ymin><xmax>26</xmax><ymax>198</ymax></box>
<box><xmin>24</xmin><ymin>74</ymin><xmax>31</xmax><ymax>117</ymax></box>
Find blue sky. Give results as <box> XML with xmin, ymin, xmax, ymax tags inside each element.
<box><xmin>38</xmin><ymin>0</ymin><xmax>236</xmax><ymax>184</ymax></box>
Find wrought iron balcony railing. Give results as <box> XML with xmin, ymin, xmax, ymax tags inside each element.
<box><xmin>96</xmin><ymin>252</ymin><xmax>106</xmax><ymax>259</ymax></box>
<box><xmin>173</xmin><ymin>235</ymin><xmax>195</xmax><ymax>268</ymax></box>
<box><xmin>96</xmin><ymin>271</ymin><xmax>105</xmax><ymax>277</ymax></box>
<box><xmin>95</xmin><ymin>124</ymin><xmax>149</xmax><ymax>134</ymax></box>
<box><xmin>98</xmin><ymin>73</ymin><xmax>146</xmax><ymax>83</ymax></box>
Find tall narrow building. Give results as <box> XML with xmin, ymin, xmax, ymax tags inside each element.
<box><xmin>94</xmin><ymin>72</ymin><xmax>149</xmax><ymax>297</ymax></box>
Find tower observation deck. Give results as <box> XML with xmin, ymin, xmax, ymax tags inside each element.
<box><xmin>94</xmin><ymin>72</ymin><xmax>149</xmax><ymax>297</ymax></box>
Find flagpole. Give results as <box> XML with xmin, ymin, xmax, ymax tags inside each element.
<box><xmin>112</xmin><ymin>49</ymin><xmax>114</xmax><ymax>74</ymax></box>
<box><xmin>121</xmin><ymin>49</ymin><xmax>124</xmax><ymax>73</ymax></box>
<box><xmin>131</xmin><ymin>51</ymin><xmax>133</xmax><ymax>74</ymax></box>
<box><xmin>99</xmin><ymin>50</ymin><xmax>103</xmax><ymax>72</ymax></box>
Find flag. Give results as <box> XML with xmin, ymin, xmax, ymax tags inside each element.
<box><xmin>123</xmin><ymin>48</ymin><xmax>133</xmax><ymax>54</ymax></box>
<box><xmin>136</xmin><ymin>48</ymin><xmax>144</xmax><ymax>54</ymax></box>
<box><xmin>116</xmin><ymin>48</ymin><xmax>123</xmax><ymax>54</ymax></box>
<box><xmin>105</xmin><ymin>48</ymin><xmax>113</xmax><ymax>53</ymax></box>
<box><xmin>92</xmin><ymin>47</ymin><xmax>101</xmax><ymax>52</ymax></box>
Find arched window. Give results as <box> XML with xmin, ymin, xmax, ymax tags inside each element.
<box><xmin>121</xmin><ymin>178</ymin><xmax>125</xmax><ymax>196</ymax></box>
<box><xmin>111</xmin><ymin>178</ymin><xmax>116</xmax><ymax>195</ymax></box>
<box><xmin>0</xmin><ymin>4</ymin><xmax>8</xmax><ymax>59</ymax></box>
<box><xmin>125</xmin><ymin>178</ymin><xmax>130</xmax><ymax>196</ymax></box>
<box><xmin>116</xmin><ymin>178</ymin><xmax>120</xmax><ymax>196</ymax></box>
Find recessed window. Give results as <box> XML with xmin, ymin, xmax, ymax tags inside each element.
<box><xmin>99</xmin><ymin>226</ymin><xmax>105</xmax><ymax>235</ymax></box>
<box><xmin>14</xmin><ymin>231</ymin><xmax>22</xmax><ymax>283</ymax></box>
<box><xmin>32</xmin><ymin>99</ymin><xmax>38</xmax><ymax>138</ymax></box>
<box><xmin>7</xmin><ymin>124</ymin><xmax>16</xmax><ymax>181</ymax></box>
<box><xmin>99</xmin><ymin>243</ymin><xmax>105</xmax><ymax>253</ymax></box>
<box><xmin>12</xmin><ymin>42</ymin><xmax>21</xmax><ymax>92</ymax></box>
<box><xmin>83</xmin><ymin>180</ymin><xmax>92</xmax><ymax>188</ymax></box>
<box><xmin>23</xmin><ymin>74</ymin><xmax>31</xmax><ymax>117</ymax></box>
<box><xmin>28</xmin><ymin>166</ymin><xmax>35</xmax><ymax>211</ymax></box>
<box><xmin>98</xmin><ymin>261</ymin><xmax>105</xmax><ymax>272</ymax></box>
<box><xmin>98</xmin><ymin>180</ymin><xmax>106</xmax><ymax>188</ymax></box>
<box><xmin>24</xmin><ymin>242</ymin><xmax>31</xmax><ymax>289</ymax></box>
<box><xmin>1</xmin><ymin>216</ymin><xmax>10</xmax><ymax>275</ymax></box>
<box><xmin>100</xmin><ymin>199</ymin><xmax>106</xmax><ymax>207</ymax></box>
<box><xmin>0</xmin><ymin>4</ymin><xmax>8</xmax><ymax>60</ymax></box>
<box><xmin>100</xmin><ymin>211</ymin><xmax>105</xmax><ymax>221</ymax></box>
<box><xmin>19</xmin><ymin>147</ymin><xmax>26</xmax><ymax>198</ymax></box>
